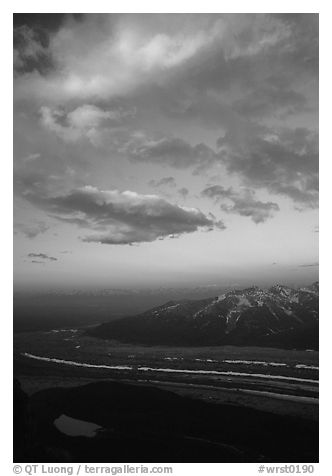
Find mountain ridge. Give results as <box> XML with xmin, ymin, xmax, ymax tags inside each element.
<box><xmin>88</xmin><ymin>282</ymin><xmax>319</xmax><ymax>349</ymax></box>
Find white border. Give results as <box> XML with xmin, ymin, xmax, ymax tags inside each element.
<box><xmin>4</xmin><ymin>2</ymin><xmax>330</xmax><ymax>474</ymax></box>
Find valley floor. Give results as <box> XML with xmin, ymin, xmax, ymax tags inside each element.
<box><xmin>13</xmin><ymin>329</ymin><xmax>319</xmax><ymax>462</ymax></box>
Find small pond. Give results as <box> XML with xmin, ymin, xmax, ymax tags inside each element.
<box><xmin>54</xmin><ymin>414</ymin><xmax>102</xmax><ymax>437</ymax></box>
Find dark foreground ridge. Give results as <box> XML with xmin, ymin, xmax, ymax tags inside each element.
<box><xmin>89</xmin><ymin>282</ymin><xmax>319</xmax><ymax>349</ymax></box>
<box><xmin>14</xmin><ymin>379</ymin><xmax>318</xmax><ymax>463</ymax></box>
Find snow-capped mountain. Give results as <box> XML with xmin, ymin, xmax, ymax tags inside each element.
<box><xmin>89</xmin><ymin>282</ymin><xmax>319</xmax><ymax>349</ymax></box>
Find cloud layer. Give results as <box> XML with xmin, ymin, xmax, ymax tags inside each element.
<box><xmin>27</xmin><ymin>186</ymin><xmax>225</xmax><ymax>244</ymax></box>
<box><xmin>126</xmin><ymin>135</ymin><xmax>218</xmax><ymax>170</ymax></box>
<box><xmin>149</xmin><ymin>176</ymin><xmax>177</xmax><ymax>188</ymax></box>
<box><xmin>28</xmin><ymin>252</ymin><xmax>57</xmax><ymax>261</ymax></box>
<box><xmin>218</xmin><ymin>127</ymin><xmax>318</xmax><ymax>209</ymax></box>
<box><xmin>13</xmin><ymin>13</ymin><xmax>318</xmax><ymax>264</ymax></box>
<box><xmin>202</xmin><ymin>185</ymin><xmax>279</xmax><ymax>223</ymax></box>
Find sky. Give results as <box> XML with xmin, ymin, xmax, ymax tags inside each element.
<box><xmin>13</xmin><ymin>13</ymin><xmax>319</xmax><ymax>292</ymax></box>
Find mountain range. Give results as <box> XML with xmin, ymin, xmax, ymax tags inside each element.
<box><xmin>89</xmin><ymin>282</ymin><xmax>319</xmax><ymax>349</ymax></box>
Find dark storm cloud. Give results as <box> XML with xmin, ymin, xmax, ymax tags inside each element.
<box><xmin>13</xmin><ymin>13</ymin><xmax>68</xmax><ymax>31</ymax></box>
<box><xmin>28</xmin><ymin>253</ymin><xmax>57</xmax><ymax>261</ymax></box>
<box><xmin>13</xmin><ymin>14</ymin><xmax>318</xmax><ymax>174</ymax></box>
<box><xmin>14</xmin><ymin>14</ymin><xmax>318</xmax><ymax>120</ymax></box>
<box><xmin>14</xmin><ymin>25</ymin><xmax>53</xmax><ymax>75</ymax></box>
<box><xmin>149</xmin><ymin>176</ymin><xmax>177</xmax><ymax>188</ymax></box>
<box><xmin>202</xmin><ymin>185</ymin><xmax>279</xmax><ymax>223</ymax></box>
<box><xmin>218</xmin><ymin>127</ymin><xmax>318</xmax><ymax>209</ymax></box>
<box><xmin>25</xmin><ymin>186</ymin><xmax>225</xmax><ymax>245</ymax></box>
<box><xmin>13</xmin><ymin>14</ymin><xmax>86</xmax><ymax>75</ymax></box>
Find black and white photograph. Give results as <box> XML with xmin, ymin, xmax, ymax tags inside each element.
<box><xmin>12</xmin><ymin>10</ymin><xmax>319</xmax><ymax>467</ymax></box>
